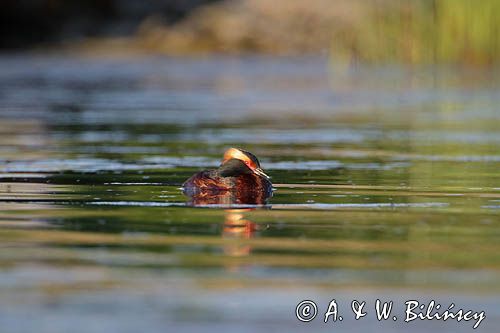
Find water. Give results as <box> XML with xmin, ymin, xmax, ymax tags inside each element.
<box><xmin>0</xmin><ymin>54</ymin><xmax>499</xmax><ymax>332</ymax></box>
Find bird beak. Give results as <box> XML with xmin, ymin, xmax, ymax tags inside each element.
<box><xmin>253</xmin><ymin>167</ymin><xmax>270</xmax><ymax>179</ymax></box>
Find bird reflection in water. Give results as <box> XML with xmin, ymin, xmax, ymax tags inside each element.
<box><xmin>183</xmin><ymin>188</ymin><xmax>271</xmax><ymax>258</ymax></box>
<box><xmin>222</xmin><ymin>209</ymin><xmax>259</xmax><ymax>257</ymax></box>
<box><xmin>184</xmin><ymin>185</ymin><xmax>271</xmax><ymax>207</ymax></box>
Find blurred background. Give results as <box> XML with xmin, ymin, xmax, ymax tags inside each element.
<box><xmin>1</xmin><ymin>0</ymin><xmax>499</xmax><ymax>64</ymax></box>
<box><xmin>0</xmin><ymin>1</ymin><xmax>499</xmax><ymax>333</ymax></box>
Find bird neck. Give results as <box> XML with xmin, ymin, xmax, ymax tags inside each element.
<box><xmin>218</xmin><ymin>159</ymin><xmax>253</xmax><ymax>177</ymax></box>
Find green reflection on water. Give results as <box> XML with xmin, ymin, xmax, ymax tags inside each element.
<box><xmin>0</xmin><ymin>56</ymin><xmax>499</xmax><ymax>332</ymax></box>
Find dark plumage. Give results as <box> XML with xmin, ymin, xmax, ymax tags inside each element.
<box><xmin>182</xmin><ymin>148</ymin><xmax>273</xmax><ymax>205</ymax></box>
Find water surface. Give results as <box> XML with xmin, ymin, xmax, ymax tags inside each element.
<box><xmin>0</xmin><ymin>55</ymin><xmax>499</xmax><ymax>332</ymax></box>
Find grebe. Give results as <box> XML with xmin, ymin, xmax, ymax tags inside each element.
<box><xmin>182</xmin><ymin>148</ymin><xmax>273</xmax><ymax>203</ymax></box>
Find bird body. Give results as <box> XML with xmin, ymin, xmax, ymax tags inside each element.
<box><xmin>182</xmin><ymin>148</ymin><xmax>273</xmax><ymax>205</ymax></box>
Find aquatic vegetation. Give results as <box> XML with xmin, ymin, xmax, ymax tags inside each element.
<box><xmin>331</xmin><ymin>0</ymin><xmax>500</xmax><ymax>66</ymax></box>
